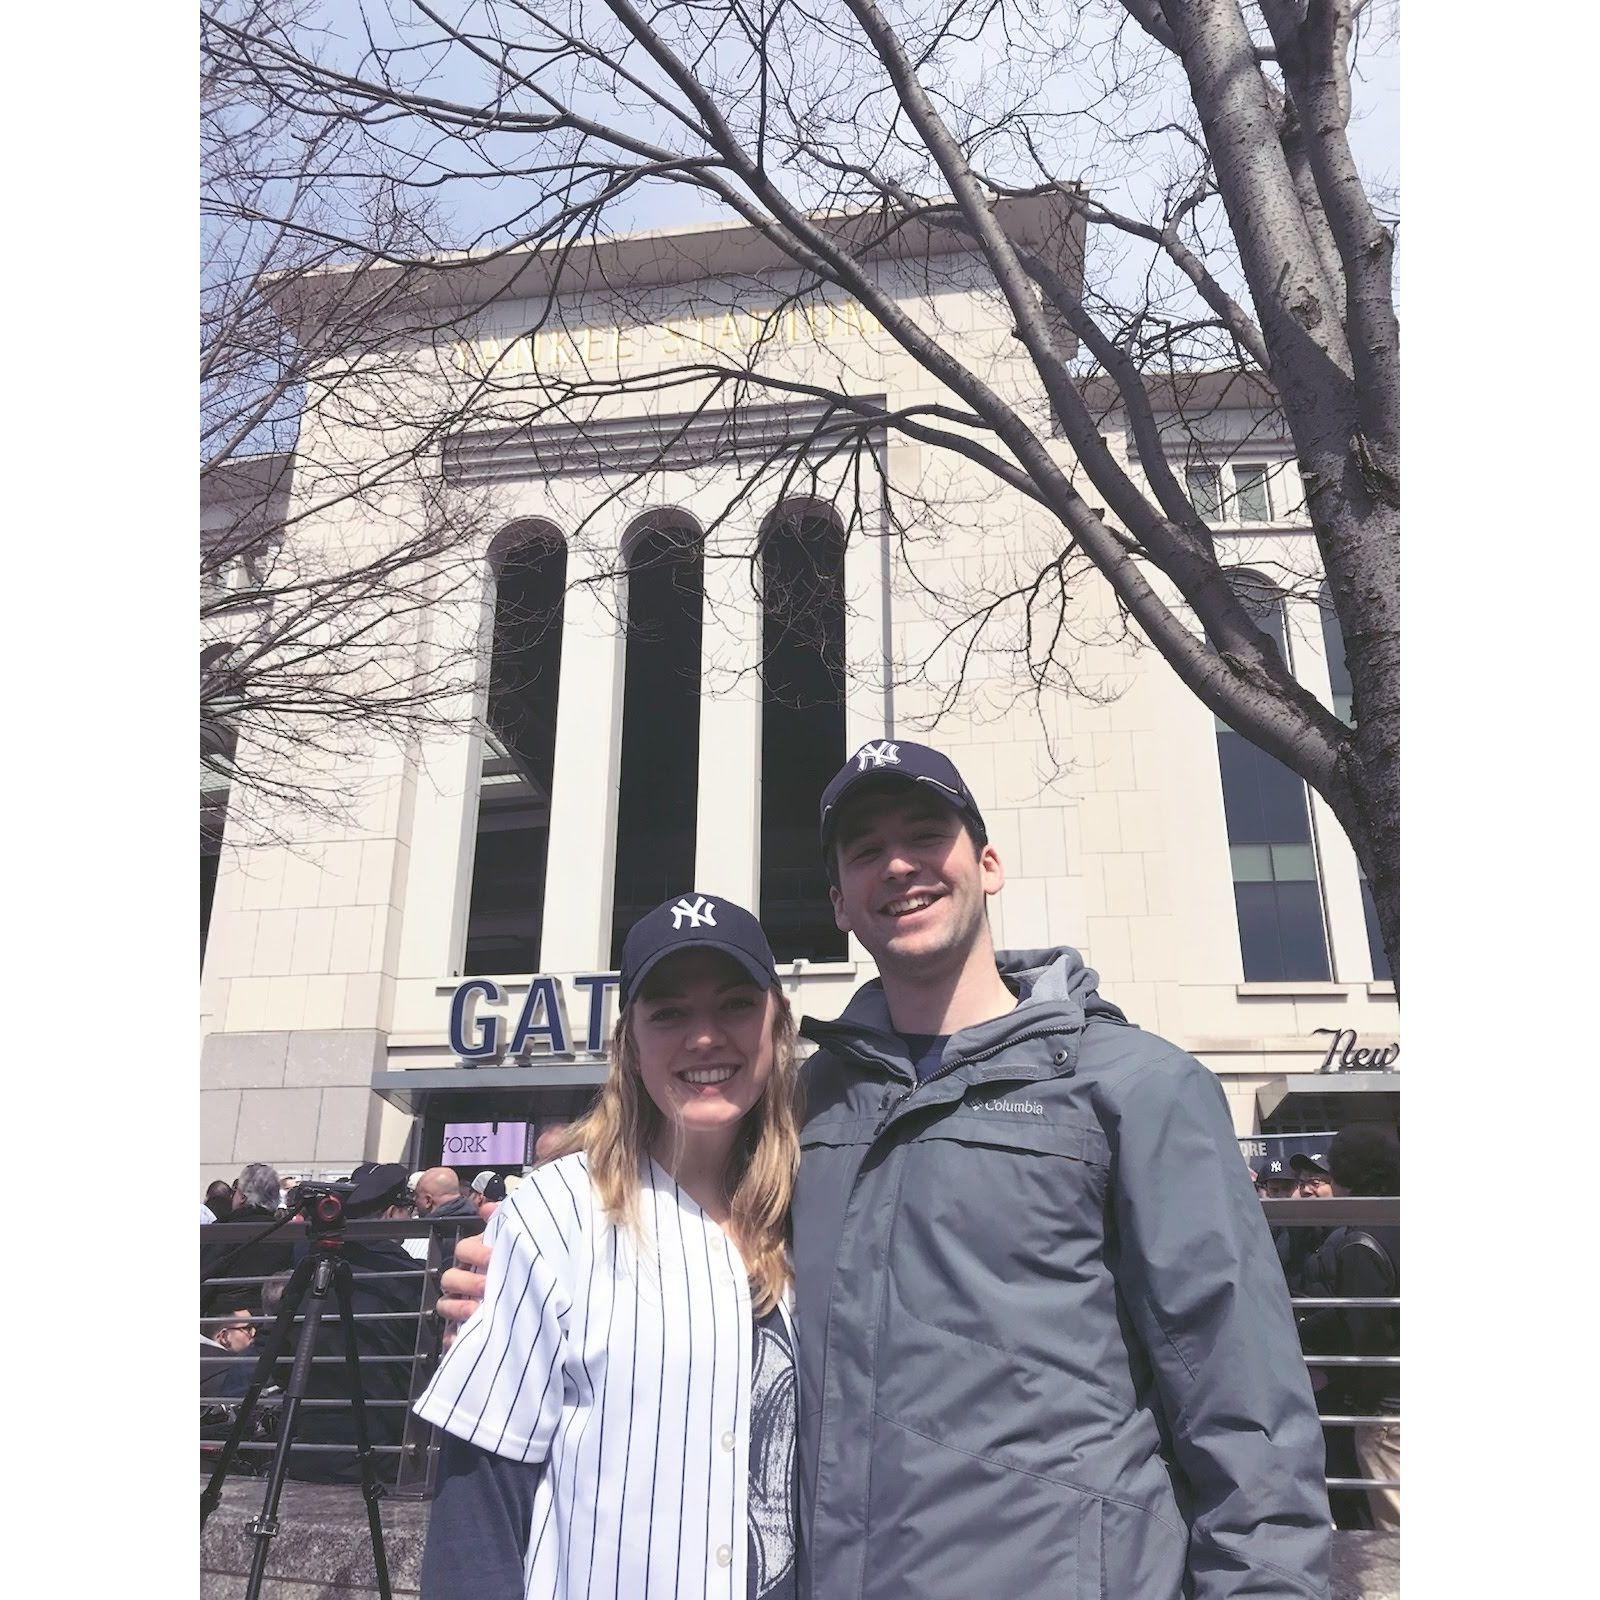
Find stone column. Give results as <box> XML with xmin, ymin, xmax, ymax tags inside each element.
<box><xmin>538</xmin><ymin>542</ymin><xmax>627</xmax><ymax>969</ymax></box>
<box><xmin>693</xmin><ymin>542</ymin><xmax>763</xmax><ymax>907</ymax></box>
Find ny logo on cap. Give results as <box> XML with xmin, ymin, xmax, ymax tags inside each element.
<box><xmin>671</xmin><ymin>895</ymin><xmax>718</xmax><ymax>930</ymax></box>
<box><xmin>855</xmin><ymin>740</ymin><xmax>901</xmax><ymax>771</ymax></box>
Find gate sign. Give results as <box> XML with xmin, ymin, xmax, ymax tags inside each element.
<box><xmin>1237</xmin><ymin>1131</ymin><xmax>1336</xmax><ymax>1180</ymax></box>
<box><xmin>442</xmin><ymin>1121</ymin><xmax>529</xmax><ymax>1163</ymax></box>
<box><xmin>449</xmin><ymin>972</ymin><xmax>620</xmax><ymax>1061</ymax></box>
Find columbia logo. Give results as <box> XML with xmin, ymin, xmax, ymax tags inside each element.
<box><xmin>974</xmin><ymin>1097</ymin><xmax>1045</xmax><ymax>1116</ymax></box>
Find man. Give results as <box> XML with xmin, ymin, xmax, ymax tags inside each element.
<box><xmin>468</xmin><ymin>1171</ymin><xmax>506</xmax><ymax>1219</ymax></box>
<box><xmin>532</xmin><ymin>1120</ymin><xmax>572</xmax><ymax>1165</ymax></box>
<box><xmin>200</xmin><ymin>1162</ymin><xmax>296</xmax><ymax>1315</ymax></box>
<box><xmin>1257</xmin><ymin>1157</ymin><xmax>1327</xmax><ymax>1292</ymax></box>
<box><xmin>406</xmin><ymin>1165</ymin><xmax>482</xmax><ymax>1263</ymax></box>
<box><xmin>1292</xmin><ymin>1151</ymin><xmax>1336</xmax><ymax>1198</ymax></box>
<box><xmin>204</xmin><ymin>1179</ymin><xmax>234</xmax><ymax>1222</ymax></box>
<box><xmin>413</xmin><ymin>1167</ymin><xmax>479</xmax><ymax>1222</ymax></box>
<box><xmin>200</xmin><ymin>1307</ymin><xmax>259</xmax><ymax>1400</ymax></box>
<box><xmin>1296</xmin><ymin>1125</ymin><xmax>1400</xmax><ymax>1532</ymax></box>
<box><xmin>438</xmin><ymin>739</ymin><xmax>1330</xmax><ymax>1597</ymax></box>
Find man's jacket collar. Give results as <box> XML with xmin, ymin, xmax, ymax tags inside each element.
<box><xmin>799</xmin><ymin>946</ymin><xmax>1129</xmax><ymax>1087</ymax></box>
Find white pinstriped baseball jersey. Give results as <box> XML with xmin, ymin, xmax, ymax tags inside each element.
<box><xmin>415</xmin><ymin>1151</ymin><xmax>789</xmax><ymax>1600</ymax></box>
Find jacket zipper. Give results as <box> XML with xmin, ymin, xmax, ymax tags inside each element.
<box><xmin>871</xmin><ymin>1026</ymin><xmax>1072</xmax><ymax>1134</ymax></box>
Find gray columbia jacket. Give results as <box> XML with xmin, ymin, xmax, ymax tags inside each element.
<box><xmin>792</xmin><ymin>947</ymin><xmax>1331</xmax><ymax>1600</ymax></box>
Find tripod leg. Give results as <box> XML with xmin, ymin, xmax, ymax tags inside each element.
<box><xmin>201</xmin><ymin>1253</ymin><xmax>316</xmax><ymax>1524</ymax></box>
<box><xmin>241</xmin><ymin>1255</ymin><xmax>334</xmax><ymax>1600</ymax></box>
<box><xmin>333</xmin><ymin>1257</ymin><xmax>394</xmax><ymax>1600</ymax></box>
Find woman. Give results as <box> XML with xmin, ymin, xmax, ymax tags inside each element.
<box><xmin>414</xmin><ymin>893</ymin><xmax>801</xmax><ymax>1600</ymax></box>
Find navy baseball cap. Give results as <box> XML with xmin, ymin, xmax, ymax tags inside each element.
<box><xmin>471</xmin><ymin>1171</ymin><xmax>507</xmax><ymax>1202</ymax></box>
<box><xmin>819</xmin><ymin>738</ymin><xmax>988</xmax><ymax>856</ymax></box>
<box><xmin>347</xmin><ymin>1162</ymin><xmax>411</xmax><ymax>1211</ymax></box>
<box><xmin>618</xmin><ymin>892</ymin><xmax>778</xmax><ymax>1007</ymax></box>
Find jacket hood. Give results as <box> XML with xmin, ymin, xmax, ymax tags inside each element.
<box><xmin>826</xmin><ymin>945</ymin><xmax>1127</xmax><ymax>1034</ymax></box>
<box><xmin>803</xmin><ymin>945</ymin><xmax>1129</xmax><ymax>1081</ymax></box>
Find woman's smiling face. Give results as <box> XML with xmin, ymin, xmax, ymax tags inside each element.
<box><xmin>630</xmin><ymin>948</ymin><xmax>778</xmax><ymax>1138</ymax></box>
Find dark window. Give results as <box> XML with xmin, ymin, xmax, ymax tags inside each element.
<box><xmin>464</xmin><ymin>531</ymin><xmax>567</xmax><ymax>975</ymax></box>
<box><xmin>1319</xmin><ymin>587</ymin><xmax>1391</xmax><ymax>980</ymax></box>
<box><xmin>760</xmin><ymin>505</ymin><xmax>847</xmax><ymax>961</ymax></box>
<box><xmin>200</xmin><ymin>710</ymin><xmax>236</xmax><ymax>964</ymax></box>
<box><xmin>1213</xmin><ymin>576</ymin><xmax>1331</xmax><ymax>981</ymax></box>
<box><xmin>610</xmin><ymin>520</ymin><xmax>705</xmax><ymax>963</ymax></box>
<box><xmin>200</xmin><ymin>824</ymin><xmax>222</xmax><ymax>957</ymax></box>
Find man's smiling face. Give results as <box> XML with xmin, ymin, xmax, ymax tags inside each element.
<box><xmin>828</xmin><ymin>785</ymin><xmax>1004</xmax><ymax>975</ymax></box>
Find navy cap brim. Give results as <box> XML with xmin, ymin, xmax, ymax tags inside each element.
<box><xmin>820</xmin><ymin>770</ymin><xmax>981</xmax><ymax>846</ymax></box>
<box><xmin>623</xmin><ymin>940</ymin><xmax>777</xmax><ymax>1005</ymax></box>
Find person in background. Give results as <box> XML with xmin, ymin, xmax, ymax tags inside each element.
<box><xmin>204</xmin><ymin>1179</ymin><xmax>235</xmax><ymax>1222</ymax></box>
<box><xmin>201</xmin><ymin>1307</ymin><xmax>258</xmax><ymax>1391</ymax></box>
<box><xmin>1292</xmin><ymin>1152</ymin><xmax>1336</xmax><ymax>1199</ymax></box>
<box><xmin>261</xmin><ymin>1270</ymin><xmax>291</xmax><ymax>1322</ymax></box>
<box><xmin>201</xmin><ymin>1163</ymin><xmax>296</xmax><ymax>1315</ymax></box>
<box><xmin>1256</xmin><ymin>1161</ymin><xmax>1326</xmax><ymax>1293</ymax></box>
<box><xmin>415</xmin><ymin>1167</ymin><xmax>480</xmax><ymax>1222</ymax></box>
<box><xmin>468</xmin><ymin>1171</ymin><xmax>506</xmax><ymax>1220</ymax></box>
<box><xmin>532</xmin><ymin>1121</ymin><xmax>573</xmax><ymax>1165</ymax></box>
<box><xmin>1297</xmin><ymin>1125</ymin><xmax>1400</xmax><ymax>1532</ymax></box>
<box><xmin>404</xmin><ymin>1165</ymin><xmax>480</xmax><ymax>1262</ymax></box>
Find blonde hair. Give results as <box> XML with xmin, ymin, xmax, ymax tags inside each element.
<box><xmin>544</xmin><ymin>990</ymin><xmax>801</xmax><ymax>1315</ymax></box>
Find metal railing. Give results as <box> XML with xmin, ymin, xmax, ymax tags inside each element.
<box><xmin>203</xmin><ymin>1199</ymin><xmax>1398</xmax><ymax>1507</ymax></box>
<box><xmin>200</xmin><ymin>1216</ymin><xmax>484</xmax><ymax>1499</ymax></box>
<box><xmin>1260</xmin><ymin>1195</ymin><xmax>1400</xmax><ymax>1501</ymax></box>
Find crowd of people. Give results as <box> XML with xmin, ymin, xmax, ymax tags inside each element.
<box><xmin>1254</xmin><ymin>1125</ymin><xmax>1402</xmax><ymax>1531</ymax></box>
<box><xmin>198</xmin><ymin>1159</ymin><xmax>529</xmax><ymax>1481</ymax></box>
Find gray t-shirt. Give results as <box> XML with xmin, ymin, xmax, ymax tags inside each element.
<box><xmin>747</xmin><ymin>1304</ymin><xmax>797</xmax><ymax>1600</ymax></box>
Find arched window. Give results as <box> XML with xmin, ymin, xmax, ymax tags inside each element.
<box><xmin>610</xmin><ymin>516</ymin><xmax>706</xmax><ymax>963</ymax></box>
<box><xmin>1213</xmin><ymin>575</ymin><xmax>1332</xmax><ymax>981</ymax></box>
<box><xmin>463</xmin><ymin>526</ymin><xmax>567</xmax><ymax>974</ymax></box>
<box><xmin>1319</xmin><ymin>588</ymin><xmax>1391</xmax><ymax>980</ymax></box>
<box><xmin>760</xmin><ymin>502</ymin><xmax>847</xmax><ymax>961</ymax></box>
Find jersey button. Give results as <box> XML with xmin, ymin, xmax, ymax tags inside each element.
<box><xmin>715</xmin><ymin>1545</ymin><xmax>732</xmax><ymax>1567</ymax></box>
<box><xmin>720</xmin><ymin>1431</ymin><xmax>735</xmax><ymax>1452</ymax></box>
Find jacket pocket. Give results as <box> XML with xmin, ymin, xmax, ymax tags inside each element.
<box><xmin>1077</xmin><ymin>1492</ymin><xmax>1103</xmax><ymax>1600</ymax></box>
<box><xmin>914</xmin><ymin>1110</ymin><xmax>1111</xmax><ymax>1165</ymax></box>
<box><xmin>797</xmin><ymin>1114</ymin><xmax>881</xmax><ymax>1150</ymax></box>
<box><xmin>887</xmin><ymin>1112</ymin><xmax>1112</xmax><ymax>1364</ymax></box>
<box><xmin>793</xmin><ymin>1116</ymin><xmax>878</xmax><ymax>1420</ymax></box>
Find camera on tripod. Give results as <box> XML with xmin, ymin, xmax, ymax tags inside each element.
<box><xmin>203</xmin><ymin>1159</ymin><xmax>415</xmax><ymax>1600</ymax></box>
<box><xmin>288</xmin><ymin>1171</ymin><xmax>413</xmax><ymax>1226</ymax></box>
<box><xmin>286</xmin><ymin>1180</ymin><xmax>361</xmax><ymax>1233</ymax></box>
